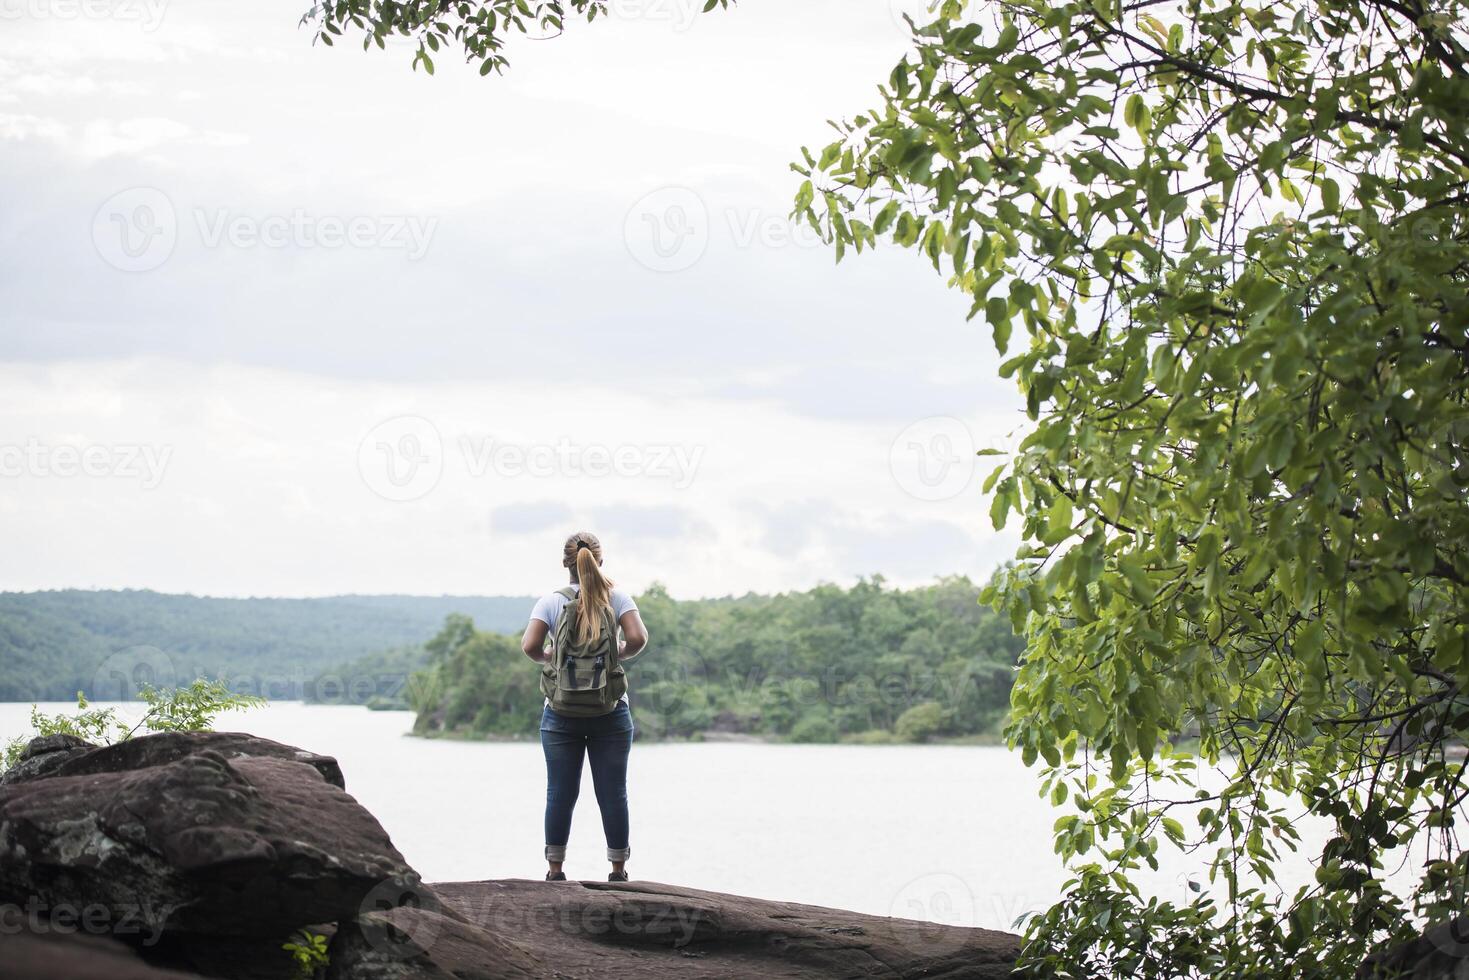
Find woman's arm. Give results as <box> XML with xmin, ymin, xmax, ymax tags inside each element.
<box><xmin>617</xmin><ymin>609</ymin><xmax>649</xmax><ymax>662</ymax></box>
<box><xmin>520</xmin><ymin>619</ymin><xmax>550</xmax><ymax>663</ymax></box>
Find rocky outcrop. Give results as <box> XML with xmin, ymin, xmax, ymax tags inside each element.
<box><xmin>1357</xmin><ymin>914</ymin><xmax>1469</xmax><ymax>979</ymax></box>
<box><xmin>0</xmin><ymin>731</ymin><xmax>415</xmax><ymax>937</ymax></box>
<box><xmin>0</xmin><ymin>730</ymin><xmax>346</xmax><ymax>789</ymax></box>
<box><xmin>328</xmin><ymin>879</ymin><xmax>1021</xmax><ymax>979</ymax></box>
<box><xmin>3</xmin><ymin>931</ymin><xmax>205</xmax><ymax>980</ymax></box>
<box><xmin>327</xmin><ymin>892</ymin><xmax>544</xmax><ymax>980</ymax></box>
<box><xmin>1</xmin><ymin>730</ymin><xmax>1021</xmax><ymax>979</ymax></box>
<box><xmin>0</xmin><ymin>732</ymin><xmax>95</xmax><ymax>784</ymax></box>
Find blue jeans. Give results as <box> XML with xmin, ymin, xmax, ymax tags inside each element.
<box><xmin>540</xmin><ymin>701</ymin><xmax>633</xmax><ymax>863</ymax></box>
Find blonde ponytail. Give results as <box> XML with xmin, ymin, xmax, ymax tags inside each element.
<box><xmin>562</xmin><ymin>531</ymin><xmax>613</xmax><ymax>645</ymax></box>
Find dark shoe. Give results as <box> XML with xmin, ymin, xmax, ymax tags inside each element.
<box><xmin>608</xmin><ymin>870</ymin><xmax>629</xmax><ymax>882</ymax></box>
<box><xmin>546</xmin><ymin>871</ymin><xmax>567</xmax><ymax>881</ymax></box>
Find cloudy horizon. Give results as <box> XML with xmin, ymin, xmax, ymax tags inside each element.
<box><xmin>1</xmin><ymin>0</ymin><xmax>1027</xmax><ymax>600</ymax></box>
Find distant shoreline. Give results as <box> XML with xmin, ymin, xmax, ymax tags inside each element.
<box><xmin>405</xmin><ymin>723</ymin><xmax>1008</xmax><ymax>748</ymax></box>
<box><xmin>1</xmin><ymin>699</ymin><xmax>1010</xmax><ymax>747</ymax></box>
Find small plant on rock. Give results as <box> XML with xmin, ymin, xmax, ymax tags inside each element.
<box><xmin>1</xmin><ymin>680</ymin><xmax>265</xmax><ymax>772</ymax></box>
<box><xmin>283</xmin><ymin>928</ymin><xmax>330</xmax><ymax>980</ymax></box>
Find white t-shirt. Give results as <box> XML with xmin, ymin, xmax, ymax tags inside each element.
<box><xmin>531</xmin><ymin>585</ymin><xmax>638</xmax><ymax>709</ymax></box>
<box><xmin>529</xmin><ymin>585</ymin><xmax>638</xmax><ymax>633</ymax></box>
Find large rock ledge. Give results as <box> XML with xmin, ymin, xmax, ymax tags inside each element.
<box><xmin>331</xmin><ymin>879</ymin><xmax>1020</xmax><ymax>979</ymax></box>
<box><xmin>0</xmin><ymin>730</ymin><xmax>1019</xmax><ymax>978</ymax></box>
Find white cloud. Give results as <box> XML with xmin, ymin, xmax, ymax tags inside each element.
<box><xmin>0</xmin><ymin>360</ymin><xmax>1019</xmax><ymax>598</ymax></box>
<box><xmin>0</xmin><ymin>0</ymin><xmax>1027</xmax><ymax>597</ymax></box>
<box><xmin>0</xmin><ymin>112</ymin><xmax>246</xmax><ymax>161</ymax></box>
<box><xmin>0</xmin><ymin>112</ymin><xmax>68</xmax><ymax>142</ymax></box>
<box><xmin>5</xmin><ymin>72</ymin><xmax>149</xmax><ymax>97</ymax></box>
<box><xmin>74</xmin><ymin>115</ymin><xmax>186</xmax><ymax>156</ymax></box>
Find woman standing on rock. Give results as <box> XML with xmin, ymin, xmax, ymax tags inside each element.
<box><xmin>520</xmin><ymin>531</ymin><xmax>649</xmax><ymax>883</ymax></box>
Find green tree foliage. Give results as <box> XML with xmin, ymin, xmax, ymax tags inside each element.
<box><xmin>317</xmin><ymin>0</ymin><xmax>1467</xmax><ymax>968</ymax></box>
<box><xmin>425</xmin><ymin>613</ymin><xmax>477</xmax><ymax>666</ymax></box>
<box><xmin>788</xmin><ymin>709</ymin><xmax>840</xmax><ymax>744</ymax></box>
<box><xmin>0</xmin><ymin>590</ymin><xmax>532</xmax><ymax>701</ymax></box>
<box><xmin>411</xmin><ymin>577</ymin><xmax>1024</xmax><ymax>742</ymax></box>
<box><xmin>307</xmin><ymin>644</ymin><xmax>426</xmax><ymax>708</ymax></box>
<box><xmin>301</xmin><ymin>0</ymin><xmax>731</xmax><ymax>76</ymax></box>
<box><xmin>411</xmin><ymin>626</ymin><xmax>543</xmax><ymax>737</ymax></box>
<box><xmin>895</xmin><ymin>701</ymin><xmax>953</xmax><ymax>743</ymax></box>
<box><xmin>1</xmin><ymin>682</ymin><xmax>266</xmax><ymax>771</ymax></box>
<box><xmin>131</xmin><ymin>680</ymin><xmax>267</xmax><ymax>734</ymax></box>
<box><xmin>789</xmin><ymin>0</ymin><xmax>1469</xmax><ymax>975</ymax></box>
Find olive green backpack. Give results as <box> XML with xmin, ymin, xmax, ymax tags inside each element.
<box><xmin>539</xmin><ymin>586</ymin><xmax>626</xmax><ymax>717</ymax></box>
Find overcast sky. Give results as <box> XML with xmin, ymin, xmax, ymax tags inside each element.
<box><xmin>0</xmin><ymin>0</ymin><xmax>1026</xmax><ymax>599</ymax></box>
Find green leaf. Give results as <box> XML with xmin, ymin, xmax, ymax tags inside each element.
<box><xmin>1044</xmin><ymin>494</ymin><xmax>1074</xmax><ymax>543</ymax></box>
<box><xmin>986</xmin><ymin>296</ymin><xmax>1012</xmax><ymax>353</ymax></box>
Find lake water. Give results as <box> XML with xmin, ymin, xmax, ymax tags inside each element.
<box><xmin>0</xmin><ymin>700</ymin><xmax>1357</xmax><ymax>934</ymax></box>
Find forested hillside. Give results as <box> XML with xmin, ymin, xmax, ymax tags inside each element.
<box><xmin>411</xmin><ymin>577</ymin><xmax>1024</xmax><ymax>743</ymax></box>
<box><xmin>0</xmin><ymin>590</ymin><xmax>532</xmax><ymax>700</ymax></box>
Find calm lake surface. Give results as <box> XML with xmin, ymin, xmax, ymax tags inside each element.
<box><xmin>1</xmin><ymin>700</ymin><xmax>1351</xmax><ymax>932</ymax></box>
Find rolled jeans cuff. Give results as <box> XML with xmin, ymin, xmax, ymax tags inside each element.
<box><xmin>607</xmin><ymin>846</ymin><xmax>631</xmax><ymax>862</ymax></box>
<box><xmin>545</xmin><ymin>844</ymin><xmax>567</xmax><ymax>863</ymax></box>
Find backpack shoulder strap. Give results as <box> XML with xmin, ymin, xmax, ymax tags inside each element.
<box><xmin>551</xmin><ymin>588</ymin><xmax>578</xmax><ymax>650</ymax></box>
